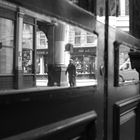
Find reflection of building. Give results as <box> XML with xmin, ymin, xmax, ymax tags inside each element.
<box><xmin>67</xmin><ymin>26</ymin><xmax>97</xmax><ymax>78</ymax></box>
<box><xmin>36</xmin><ymin>25</ymin><xmax>97</xmax><ymax>78</ymax></box>
<box><xmin>70</xmin><ymin>0</ymin><xmax>129</xmax><ymax>32</ymax></box>
<box><xmin>97</xmin><ymin>0</ymin><xmax>129</xmax><ymax>32</ymax></box>
<box><xmin>116</xmin><ymin>0</ymin><xmax>129</xmax><ymax>32</ymax></box>
<box><xmin>36</xmin><ymin>0</ymin><xmax>129</xmax><ymax>81</ymax></box>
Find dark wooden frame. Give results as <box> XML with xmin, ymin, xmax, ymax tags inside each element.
<box><xmin>113</xmin><ymin>41</ymin><xmax>139</xmax><ymax>87</ymax></box>
<box><xmin>2</xmin><ymin>111</ymin><xmax>97</xmax><ymax>140</ymax></box>
<box><xmin>114</xmin><ymin>41</ymin><xmax>120</xmax><ymax>86</ymax></box>
<box><xmin>22</xmin><ymin>15</ymin><xmax>36</xmax><ymax>88</ymax></box>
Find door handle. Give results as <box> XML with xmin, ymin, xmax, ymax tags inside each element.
<box><xmin>100</xmin><ymin>65</ymin><xmax>104</xmax><ymax>76</ymax></box>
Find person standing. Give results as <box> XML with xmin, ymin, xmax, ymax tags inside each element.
<box><xmin>65</xmin><ymin>59</ymin><xmax>76</xmax><ymax>87</ymax></box>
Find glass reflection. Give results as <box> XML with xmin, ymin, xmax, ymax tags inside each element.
<box><xmin>70</xmin><ymin>30</ymin><xmax>97</xmax><ymax>86</ymax></box>
<box><xmin>0</xmin><ymin>18</ymin><xmax>14</xmax><ymax>74</ymax></box>
<box><xmin>36</xmin><ymin>22</ymin><xmax>97</xmax><ymax>87</ymax></box>
<box><xmin>62</xmin><ymin>25</ymin><xmax>97</xmax><ymax>87</ymax></box>
<box><xmin>96</xmin><ymin>0</ymin><xmax>129</xmax><ymax>32</ymax></box>
<box><xmin>119</xmin><ymin>44</ymin><xmax>139</xmax><ymax>84</ymax></box>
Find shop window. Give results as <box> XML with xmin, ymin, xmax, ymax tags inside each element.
<box><xmin>35</xmin><ymin>22</ymin><xmax>97</xmax><ymax>87</ymax></box>
<box><xmin>72</xmin><ymin>55</ymin><xmax>96</xmax><ymax>75</ymax></box>
<box><xmin>22</xmin><ymin>23</ymin><xmax>33</xmax><ymax>74</ymax></box>
<box><xmin>0</xmin><ymin>18</ymin><xmax>14</xmax><ymax>74</ymax></box>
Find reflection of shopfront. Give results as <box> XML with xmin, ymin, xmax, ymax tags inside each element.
<box><xmin>36</xmin><ymin>49</ymin><xmax>48</xmax><ymax>76</ymax></box>
<box><xmin>71</xmin><ymin>47</ymin><xmax>96</xmax><ymax>79</ymax></box>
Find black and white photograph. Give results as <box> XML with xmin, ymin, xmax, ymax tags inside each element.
<box><xmin>0</xmin><ymin>0</ymin><xmax>140</xmax><ymax>140</ymax></box>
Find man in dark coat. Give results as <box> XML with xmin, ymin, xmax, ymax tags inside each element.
<box><xmin>65</xmin><ymin>59</ymin><xmax>76</xmax><ymax>87</ymax></box>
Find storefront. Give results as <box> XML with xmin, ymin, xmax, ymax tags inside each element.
<box><xmin>0</xmin><ymin>5</ymin><xmax>50</xmax><ymax>89</ymax></box>
<box><xmin>0</xmin><ymin>0</ymin><xmax>97</xmax><ymax>89</ymax></box>
<box><xmin>71</xmin><ymin>47</ymin><xmax>96</xmax><ymax>79</ymax></box>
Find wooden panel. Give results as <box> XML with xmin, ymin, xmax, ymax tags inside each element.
<box><xmin>0</xmin><ymin>86</ymin><xmax>97</xmax><ymax>138</ymax></box>
<box><xmin>0</xmin><ymin>75</ymin><xmax>14</xmax><ymax>89</ymax></box>
<box><xmin>2</xmin><ymin>111</ymin><xmax>97</xmax><ymax>140</ymax></box>
<box><xmin>129</xmin><ymin>0</ymin><xmax>140</xmax><ymax>38</ymax></box>
<box><xmin>0</xmin><ymin>7</ymin><xmax>16</xmax><ymax>20</ymax></box>
<box><xmin>23</xmin><ymin>75</ymin><xmax>34</xmax><ymax>88</ymax></box>
<box><xmin>120</xmin><ymin>111</ymin><xmax>135</xmax><ymax>140</ymax></box>
<box><xmin>113</xmin><ymin>95</ymin><xmax>140</xmax><ymax>140</ymax></box>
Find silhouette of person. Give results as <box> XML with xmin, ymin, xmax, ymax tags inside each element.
<box><xmin>65</xmin><ymin>59</ymin><xmax>76</xmax><ymax>87</ymax></box>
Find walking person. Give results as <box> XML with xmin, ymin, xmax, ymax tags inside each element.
<box><xmin>65</xmin><ymin>59</ymin><xmax>76</xmax><ymax>87</ymax></box>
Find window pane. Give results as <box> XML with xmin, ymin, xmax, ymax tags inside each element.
<box><xmin>22</xmin><ymin>23</ymin><xmax>33</xmax><ymax>74</ymax></box>
<box><xmin>87</xmin><ymin>32</ymin><xmax>95</xmax><ymax>43</ymax></box>
<box><xmin>75</xmin><ymin>37</ymin><xmax>81</xmax><ymax>45</ymax></box>
<box><xmin>97</xmin><ymin>0</ymin><xmax>129</xmax><ymax>32</ymax></box>
<box><xmin>0</xmin><ymin>18</ymin><xmax>14</xmax><ymax>74</ymax></box>
<box><xmin>75</xmin><ymin>30</ymin><xmax>81</xmax><ymax>45</ymax></box>
<box><xmin>36</xmin><ymin>22</ymin><xmax>97</xmax><ymax>87</ymax></box>
<box><xmin>119</xmin><ymin>44</ymin><xmax>139</xmax><ymax>84</ymax></box>
<box><xmin>66</xmin><ymin>26</ymin><xmax>98</xmax><ymax>87</ymax></box>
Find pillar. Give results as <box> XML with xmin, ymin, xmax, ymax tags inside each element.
<box><xmin>14</xmin><ymin>9</ymin><xmax>24</xmax><ymax>89</ymax></box>
<box><xmin>46</xmin><ymin>24</ymin><xmax>55</xmax><ymax>86</ymax></box>
<box><xmin>53</xmin><ymin>22</ymin><xmax>68</xmax><ymax>86</ymax></box>
<box><xmin>40</xmin><ymin>22</ymin><xmax>68</xmax><ymax>86</ymax></box>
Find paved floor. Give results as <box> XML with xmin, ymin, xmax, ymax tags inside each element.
<box><xmin>36</xmin><ymin>79</ymin><xmax>97</xmax><ymax>87</ymax></box>
<box><xmin>0</xmin><ymin>79</ymin><xmax>97</xmax><ymax>94</ymax></box>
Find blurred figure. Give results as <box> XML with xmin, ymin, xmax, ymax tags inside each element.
<box><xmin>65</xmin><ymin>59</ymin><xmax>76</xmax><ymax>87</ymax></box>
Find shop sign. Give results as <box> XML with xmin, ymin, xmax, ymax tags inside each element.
<box><xmin>37</xmin><ymin>50</ymin><xmax>48</xmax><ymax>55</ymax></box>
<box><xmin>78</xmin><ymin>49</ymin><xmax>84</xmax><ymax>52</ymax></box>
<box><xmin>74</xmin><ymin>47</ymin><xmax>95</xmax><ymax>53</ymax></box>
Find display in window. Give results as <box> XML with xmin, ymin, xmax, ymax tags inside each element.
<box><xmin>22</xmin><ymin>23</ymin><xmax>33</xmax><ymax>74</ymax></box>
<box><xmin>22</xmin><ymin>49</ymin><xmax>32</xmax><ymax>73</ymax></box>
